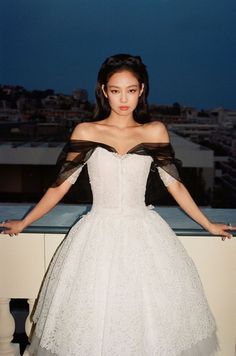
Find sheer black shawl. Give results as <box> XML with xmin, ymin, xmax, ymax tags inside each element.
<box><xmin>51</xmin><ymin>140</ymin><xmax>182</xmax><ymax>187</ymax></box>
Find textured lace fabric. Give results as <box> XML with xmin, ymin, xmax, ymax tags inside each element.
<box><xmin>51</xmin><ymin>139</ymin><xmax>182</xmax><ymax>187</ymax></box>
<box><xmin>157</xmin><ymin>166</ymin><xmax>177</xmax><ymax>187</ymax></box>
<box><xmin>28</xmin><ymin>143</ymin><xmax>219</xmax><ymax>356</ymax></box>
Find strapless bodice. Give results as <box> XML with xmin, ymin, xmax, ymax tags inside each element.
<box><xmin>87</xmin><ymin>147</ymin><xmax>153</xmax><ymax>212</ymax></box>
<box><xmin>51</xmin><ymin>139</ymin><xmax>182</xmax><ymax>206</ymax></box>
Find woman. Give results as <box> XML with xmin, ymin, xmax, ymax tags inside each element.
<box><xmin>0</xmin><ymin>54</ymin><xmax>234</xmax><ymax>356</ymax></box>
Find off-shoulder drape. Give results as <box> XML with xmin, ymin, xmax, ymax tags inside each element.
<box><xmin>136</xmin><ymin>142</ymin><xmax>182</xmax><ymax>186</ymax></box>
<box><xmin>51</xmin><ymin>140</ymin><xmax>182</xmax><ymax>187</ymax></box>
<box><xmin>51</xmin><ymin>141</ymin><xmax>97</xmax><ymax>187</ymax></box>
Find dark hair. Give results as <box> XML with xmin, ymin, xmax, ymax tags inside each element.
<box><xmin>93</xmin><ymin>54</ymin><xmax>150</xmax><ymax>123</ymax></box>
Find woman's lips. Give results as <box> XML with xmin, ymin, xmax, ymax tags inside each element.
<box><xmin>119</xmin><ymin>106</ymin><xmax>129</xmax><ymax>110</ymax></box>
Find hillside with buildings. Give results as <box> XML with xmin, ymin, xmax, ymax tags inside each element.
<box><xmin>0</xmin><ymin>84</ymin><xmax>236</xmax><ymax>207</ymax></box>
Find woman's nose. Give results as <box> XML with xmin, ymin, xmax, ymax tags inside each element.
<box><xmin>120</xmin><ymin>93</ymin><xmax>128</xmax><ymax>102</ymax></box>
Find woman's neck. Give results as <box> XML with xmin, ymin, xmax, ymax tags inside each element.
<box><xmin>104</xmin><ymin>113</ymin><xmax>140</xmax><ymax>129</ymax></box>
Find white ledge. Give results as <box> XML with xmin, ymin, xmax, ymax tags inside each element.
<box><xmin>0</xmin><ymin>203</ymin><xmax>235</xmax><ymax>236</ymax></box>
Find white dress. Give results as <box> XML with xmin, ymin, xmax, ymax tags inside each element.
<box><xmin>28</xmin><ymin>141</ymin><xmax>219</xmax><ymax>356</ymax></box>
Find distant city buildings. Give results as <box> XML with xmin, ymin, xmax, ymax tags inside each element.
<box><xmin>0</xmin><ymin>84</ymin><xmax>236</xmax><ymax>207</ymax></box>
<box><xmin>0</xmin><ymin>85</ymin><xmax>92</xmax><ymax>133</ymax></box>
<box><xmin>168</xmin><ymin>107</ymin><xmax>236</xmax><ymax>207</ymax></box>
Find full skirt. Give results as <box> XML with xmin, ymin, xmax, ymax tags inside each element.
<box><xmin>28</xmin><ymin>206</ymin><xmax>219</xmax><ymax>356</ymax></box>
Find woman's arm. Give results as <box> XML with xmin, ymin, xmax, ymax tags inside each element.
<box><xmin>0</xmin><ymin>180</ymin><xmax>72</xmax><ymax>235</ymax></box>
<box><xmin>167</xmin><ymin>180</ymin><xmax>235</xmax><ymax>240</ymax></box>
<box><xmin>148</xmin><ymin>122</ymin><xmax>235</xmax><ymax>240</ymax></box>
<box><xmin>0</xmin><ymin>122</ymin><xmax>93</xmax><ymax>236</ymax></box>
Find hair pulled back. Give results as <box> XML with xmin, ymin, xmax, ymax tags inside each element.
<box><xmin>93</xmin><ymin>54</ymin><xmax>150</xmax><ymax>123</ymax></box>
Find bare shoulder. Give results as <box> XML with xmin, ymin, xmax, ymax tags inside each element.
<box><xmin>70</xmin><ymin>122</ymin><xmax>97</xmax><ymax>140</ymax></box>
<box><xmin>144</xmin><ymin>121</ymin><xmax>170</xmax><ymax>143</ymax></box>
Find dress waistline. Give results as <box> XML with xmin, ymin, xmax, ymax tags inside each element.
<box><xmin>89</xmin><ymin>204</ymin><xmax>155</xmax><ymax>217</ymax></box>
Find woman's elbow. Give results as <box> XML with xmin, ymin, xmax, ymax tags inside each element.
<box><xmin>166</xmin><ymin>180</ymin><xmax>185</xmax><ymax>195</ymax></box>
<box><xmin>49</xmin><ymin>180</ymin><xmax>72</xmax><ymax>197</ymax></box>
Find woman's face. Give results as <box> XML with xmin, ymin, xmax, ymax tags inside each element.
<box><xmin>102</xmin><ymin>70</ymin><xmax>144</xmax><ymax>117</ymax></box>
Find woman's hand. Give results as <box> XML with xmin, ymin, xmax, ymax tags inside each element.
<box><xmin>0</xmin><ymin>185</ymin><xmax>71</xmax><ymax>238</ymax></box>
<box><xmin>207</xmin><ymin>222</ymin><xmax>235</xmax><ymax>241</ymax></box>
<box><xmin>0</xmin><ymin>220</ymin><xmax>26</xmax><ymax>236</ymax></box>
<box><xmin>167</xmin><ymin>182</ymin><xmax>235</xmax><ymax>242</ymax></box>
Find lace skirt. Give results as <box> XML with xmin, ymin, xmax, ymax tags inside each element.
<box><xmin>27</xmin><ymin>207</ymin><xmax>219</xmax><ymax>356</ymax></box>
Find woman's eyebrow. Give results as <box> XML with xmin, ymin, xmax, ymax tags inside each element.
<box><xmin>108</xmin><ymin>84</ymin><xmax>139</xmax><ymax>88</ymax></box>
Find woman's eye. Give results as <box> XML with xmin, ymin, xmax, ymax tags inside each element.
<box><xmin>129</xmin><ymin>89</ymin><xmax>137</xmax><ymax>93</ymax></box>
<box><xmin>110</xmin><ymin>90</ymin><xmax>119</xmax><ymax>94</ymax></box>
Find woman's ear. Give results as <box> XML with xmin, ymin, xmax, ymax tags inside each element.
<box><xmin>139</xmin><ymin>83</ymin><xmax>144</xmax><ymax>97</ymax></box>
<box><xmin>101</xmin><ymin>84</ymin><xmax>108</xmax><ymax>98</ymax></box>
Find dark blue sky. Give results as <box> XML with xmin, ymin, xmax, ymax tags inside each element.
<box><xmin>0</xmin><ymin>0</ymin><xmax>235</xmax><ymax>109</ymax></box>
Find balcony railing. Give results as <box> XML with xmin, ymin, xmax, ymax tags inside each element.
<box><xmin>0</xmin><ymin>204</ymin><xmax>235</xmax><ymax>356</ymax></box>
